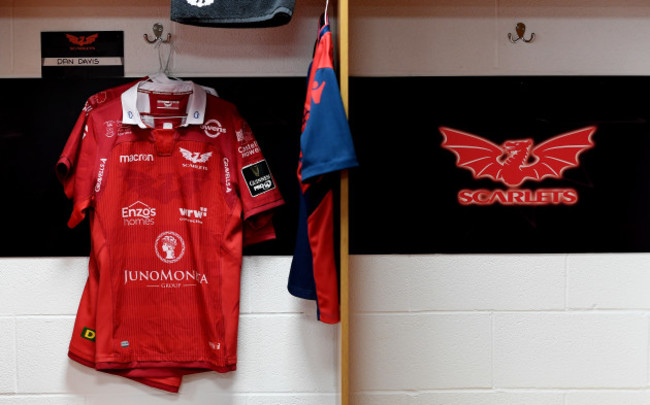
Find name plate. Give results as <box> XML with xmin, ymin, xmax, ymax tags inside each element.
<box><xmin>41</xmin><ymin>31</ymin><xmax>124</xmax><ymax>78</ymax></box>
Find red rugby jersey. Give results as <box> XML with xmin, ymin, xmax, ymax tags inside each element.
<box><xmin>59</xmin><ymin>80</ymin><xmax>283</xmax><ymax>389</ymax></box>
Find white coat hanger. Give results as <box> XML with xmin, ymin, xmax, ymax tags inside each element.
<box><xmin>157</xmin><ymin>41</ymin><xmax>173</xmax><ymax>75</ymax></box>
<box><xmin>148</xmin><ymin>72</ymin><xmax>182</xmax><ymax>84</ymax></box>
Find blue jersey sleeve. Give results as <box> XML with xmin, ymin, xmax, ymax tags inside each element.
<box><xmin>300</xmin><ymin>67</ymin><xmax>358</xmax><ymax>182</ymax></box>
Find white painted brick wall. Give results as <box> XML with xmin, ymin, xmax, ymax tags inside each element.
<box><xmin>0</xmin><ymin>398</ymin><xmax>86</xmax><ymax>405</ymax></box>
<box><xmin>351</xmin><ymin>313</ymin><xmax>492</xmax><ymax>390</ymax></box>
<box><xmin>568</xmin><ymin>253</ymin><xmax>650</xmax><ymax>309</ymax></box>
<box><xmin>4</xmin><ymin>1</ymin><xmax>650</xmax><ymax>405</ymax></box>
<box><xmin>493</xmin><ymin>312</ymin><xmax>648</xmax><ymax>388</ymax></box>
<box><xmin>352</xmin><ymin>255</ymin><xmax>567</xmax><ymax>312</ymax></box>
<box><xmin>410</xmin><ymin>392</ymin><xmax>565</xmax><ymax>405</ymax></box>
<box><xmin>0</xmin><ymin>317</ymin><xmax>17</xmax><ymax>394</ymax></box>
<box><xmin>566</xmin><ymin>391</ymin><xmax>650</xmax><ymax>405</ymax></box>
<box><xmin>351</xmin><ymin>255</ymin><xmax>650</xmax><ymax>404</ymax></box>
<box><xmin>17</xmin><ymin>316</ymin><xmax>85</xmax><ymax>394</ymax></box>
<box><xmin>0</xmin><ymin>258</ymin><xmax>87</xmax><ymax>316</ymax></box>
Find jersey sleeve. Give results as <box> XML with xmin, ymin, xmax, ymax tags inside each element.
<box><xmin>56</xmin><ymin>101</ymin><xmax>98</xmax><ymax>229</ymax></box>
<box><xmin>57</xmin><ymin>104</ymin><xmax>91</xmax><ymax>199</ymax></box>
<box><xmin>65</xmin><ymin>112</ymin><xmax>100</xmax><ymax>228</ymax></box>
<box><xmin>57</xmin><ymin>82</ymin><xmax>138</xmax><ymax>224</ymax></box>
<box><xmin>242</xmin><ymin>211</ymin><xmax>276</xmax><ymax>246</ymax></box>
<box><xmin>233</xmin><ymin>117</ymin><xmax>284</xmax><ymax>222</ymax></box>
<box><xmin>299</xmin><ymin>46</ymin><xmax>358</xmax><ymax>182</ymax></box>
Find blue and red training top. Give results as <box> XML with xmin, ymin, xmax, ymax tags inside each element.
<box><xmin>288</xmin><ymin>14</ymin><xmax>358</xmax><ymax>324</ymax></box>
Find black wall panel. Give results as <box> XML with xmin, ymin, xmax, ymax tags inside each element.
<box><xmin>3</xmin><ymin>76</ymin><xmax>650</xmax><ymax>256</ymax></box>
<box><xmin>349</xmin><ymin>76</ymin><xmax>650</xmax><ymax>254</ymax></box>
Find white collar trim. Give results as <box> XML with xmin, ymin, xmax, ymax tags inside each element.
<box><xmin>121</xmin><ymin>80</ymin><xmax>207</xmax><ymax>128</ymax></box>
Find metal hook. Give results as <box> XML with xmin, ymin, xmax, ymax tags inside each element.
<box><xmin>144</xmin><ymin>23</ymin><xmax>172</xmax><ymax>44</ymax></box>
<box><xmin>508</xmin><ymin>22</ymin><xmax>535</xmax><ymax>43</ymax></box>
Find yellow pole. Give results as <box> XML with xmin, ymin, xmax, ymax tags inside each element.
<box><xmin>337</xmin><ymin>0</ymin><xmax>350</xmax><ymax>404</ymax></box>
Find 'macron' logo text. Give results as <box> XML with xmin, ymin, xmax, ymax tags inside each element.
<box><xmin>120</xmin><ymin>154</ymin><xmax>153</xmax><ymax>163</ymax></box>
<box><xmin>440</xmin><ymin>126</ymin><xmax>596</xmax><ymax>206</ymax></box>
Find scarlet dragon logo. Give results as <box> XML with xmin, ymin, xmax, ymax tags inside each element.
<box><xmin>66</xmin><ymin>33</ymin><xmax>98</xmax><ymax>50</ymax></box>
<box><xmin>440</xmin><ymin>126</ymin><xmax>596</xmax><ymax>206</ymax></box>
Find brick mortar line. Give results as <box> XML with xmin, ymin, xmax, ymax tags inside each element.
<box><xmin>352</xmin><ymin>309</ymin><xmax>650</xmax><ymax>315</ymax></box>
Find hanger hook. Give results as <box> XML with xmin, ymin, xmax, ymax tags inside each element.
<box><xmin>144</xmin><ymin>23</ymin><xmax>172</xmax><ymax>44</ymax></box>
<box><xmin>157</xmin><ymin>40</ymin><xmax>173</xmax><ymax>74</ymax></box>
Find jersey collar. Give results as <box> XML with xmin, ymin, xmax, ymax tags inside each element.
<box><xmin>121</xmin><ymin>80</ymin><xmax>207</xmax><ymax>128</ymax></box>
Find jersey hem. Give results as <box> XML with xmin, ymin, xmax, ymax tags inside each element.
<box><xmin>96</xmin><ymin>360</ymin><xmax>236</xmax><ymax>375</ymax></box>
<box><xmin>68</xmin><ymin>350</ymin><xmax>95</xmax><ymax>369</ymax></box>
<box><xmin>125</xmin><ymin>377</ymin><xmax>181</xmax><ymax>393</ymax></box>
<box><xmin>301</xmin><ymin>158</ymin><xmax>358</xmax><ymax>183</ymax></box>
<box><xmin>244</xmin><ymin>199</ymin><xmax>284</xmax><ymax>220</ymax></box>
<box><xmin>318</xmin><ymin>313</ymin><xmax>340</xmax><ymax>324</ymax></box>
<box><xmin>69</xmin><ymin>351</ymin><xmax>182</xmax><ymax>393</ymax></box>
<box><xmin>288</xmin><ymin>287</ymin><xmax>340</xmax><ymax>324</ymax></box>
<box><xmin>288</xmin><ymin>285</ymin><xmax>317</xmax><ymax>301</ymax></box>
<box><xmin>243</xmin><ymin>231</ymin><xmax>276</xmax><ymax>247</ymax></box>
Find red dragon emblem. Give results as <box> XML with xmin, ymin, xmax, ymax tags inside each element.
<box><xmin>66</xmin><ymin>33</ymin><xmax>99</xmax><ymax>47</ymax></box>
<box><xmin>440</xmin><ymin>126</ymin><xmax>596</xmax><ymax>187</ymax></box>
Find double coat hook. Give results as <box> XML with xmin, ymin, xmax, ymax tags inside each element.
<box><xmin>508</xmin><ymin>22</ymin><xmax>535</xmax><ymax>43</ymax></box>
<box><xmin>144</xmin><ymin>23</ymin><xmax>172</xmax><ymax>44</ymax></box>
